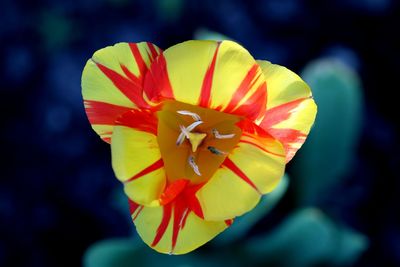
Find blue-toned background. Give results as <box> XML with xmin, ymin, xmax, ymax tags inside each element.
<box><xmin>1</xmin><ymin>0</ymin><xmax>399</xmax><ymax>266</ymax></box>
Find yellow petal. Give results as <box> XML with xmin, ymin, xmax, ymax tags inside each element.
<box><xmin>257</xmin><ymin>60</ymin><xmax>317</xmax><ymax>162</ymax></box>
<box><xmin>111</xmin><ymin>110</ymin><xmax>165</xmax><ymax>206</ymax></box>
<box><xmin>129</xmin><ymin>199</ymin><xmax>229</xmax><ymax>255</ymax></box>
<box><xmin>144</xmin><ymin>40</ymin><xmax>267</xmax><ymax>121</ymax></box>
<box><xmin>82</xmin><ymin>42</ymin><xmax>162</xmax><ymax>142</ymax></box>
<box><xmin>196</xmin><ymin>122</ymin><xmax>286</xmax><ymax>221</ymax></box>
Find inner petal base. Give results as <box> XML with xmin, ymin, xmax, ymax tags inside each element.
<box><xmin>157</xmin><ymin>100</ymin><xmax>242</xmax><ymax>184</ymax></box>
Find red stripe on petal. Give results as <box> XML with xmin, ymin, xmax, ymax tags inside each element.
<box><xmin>198</xmin><ymin>42</ymin><xmax>221</xmax><ymax>108</ymax></box>
<box><xmin>230</xmin><ymin>82</ymin><xmax>267</xmax><ymax>121</ymax></box>
<box><xmin>84</xmin><ymin>100</ymin><xmax>132</xmax><ymax>125</ymax></box>
<box><xmin>128</xmin><ymin>200</ymin><xmax>143</xmax><ymax>221</ymax></box>
<box><xmin>224</xmin><ymin>64</ymin><xmax>260</xmax><ymax>112</ymax></box>
<box><xmin>132</xmin><ymin>206</ymin><xmax>143</xmax><ymax>221</ymax></box>
<box><xmin>187</xmin><ymin>195</ymin><xmax>204</xmax><ymax>219</ymax></box>
<box><xmin>143</xmin><ymin>54</ymin><xmax>174</xmax><ymax>103</ymax></box>
<box><xmin>159</xmin><ymin>179</ymin><xmax>190</xmax><ymax>205</ymax></box>
<box><xmin>147</xmin><ymin>42</ymin><xmax>159</xmax><ymax>61</ymax></box>
<box><xmin>239</xmin><ymin>137</ymin><xmax>285</xmax><ymax>158</ymax></box>
<box><xmin>222</xmin><ymin>157</ymin><xmax>261</xmax><ymax>194</ymax></box>
<box><xmin>128</xmin><ymin>200</ymin><xmax>140</xmax><ymax>214</ymax></box>
<box><xmin>268</xmin><ymin>128</ymin><xmax>306</xmax><ymax>143</ymax></box>
<box><xmin>260</xmin><ymin>98</ymin><xmax>308</xmax><ymax>128</ymax></box>
<box><xmin>115</xmin><ymin>109</ymin><xmax>158</xmax><ymax>134</ymax></box>
<box><xmin>124</xmin><ymin>159</ymin><xmax>164</xmax><ymax>183</ymax></box>
<box><xmin>102</xmin><ymin>137</ymin><xmax>111</xmax><ymax>143</ymax></box>
<box><xmin>95</xmin><ymin>62</ymin><xmax>149</xmax><ymax>108</ymax></box>
<box><xmin>171</xmin><ymin>200</ymin><xmax>188</xmax><ymax>253</ymax></box>
<box><xmin>180</xmin><ymin>208</ymin><xmax>190</xmax><ymax>229</ymax></box>
<box><xmin>236</xmin><ymin>118</ymin><xmax>274</xmax><ymax>139</ymax></box>
<box><xmin>268</xmin><ymin>128</ymin><xmax>306</xmax><ymax>162</ymax></box>
<box><xmin>152</xmin><ymin>203</ymin><xmax>172</xmax><ymax>247</ymax></box>
<box><xmin>225</xmin><ymin>219</ymin><xmax>233</xmax><ymax>226</ymax></box>
<box><xmin>129</xmin><ymin>43</ymin><xmax>147</xmax><ymax>78</ymax></box>
<box><xmin>120</xmin><ymin>64</ymin><xmax>141</xmax><ymax>85</ymax></box>
<box><xmin>183</xmin><ymin>183</ymin><xmax>205</xmax><ymax>219</ymax></box>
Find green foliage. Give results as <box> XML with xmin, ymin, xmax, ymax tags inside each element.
<box><xmin>84</xmin><ymin>238</ymin><xmax>141</xmax><ymax>267</ymax></box>
<box><xmin>292</xmin><ymin>58</ymin><xmax>364</xmax><ymax>205</ymax></box>
<box><xmin>84</xmin><ymin>238</ymin><xmax>229</xmax><ymax>267</ymax></box>
<box><xmin>38</xmin><ymin>11</ymin><xmax>78</xmax><ymax>51</ymax></box>
<box><xmin>244</xmin><ymin>208</ymin><xmax>368</xmax><ymax>267</ymax></box>
<box><xmin>193</xmin><ymin>28</ymin><xmax>232</xmax><ymax>42</ymax></box>
<box><xmin>154</xmin><ymin>0</ymin><xmax>185</xmax><ymax>23</ymax></box>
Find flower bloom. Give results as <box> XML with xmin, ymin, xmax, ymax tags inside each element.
<box><xmin>82</xmin><ymin>40</ymin><xmax>317</xmax><ymax>254</ymax></box>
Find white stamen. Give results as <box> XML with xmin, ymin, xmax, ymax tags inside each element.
<box><xmin>187</xmin><ymin>120</ymin><xmax>203</xmax><ymax>131</ymax></box>
<box><xmin>208</xmin><ymin>146</ymin><xmax>227</xmax><ymax>156</ymax></box>
<box><xmin>212</xmin><ymin>129</ymin><xmax>235</xmax><ymax>139</ymax></box>
<box><xmin>179</xmin><ymin>125</ymin><xmax>190</xmax><ymax>138</ymax></box>
<box><xmin>177</xmin><ymin>110</ymin><xmax>201</xmax><ymax>121</ymax></box>
<box><xmin>188</xmin><ymin>156</ymin><xmax>201</xmax><ymax>176</ymax></box>
<box><xmin>176</xmin><ymin>121</ymin><xmax>203</xmax><ymax>146</ymax></box>
<box><xmin>176</xmin><ymin>132</ymin><xmax>186</xmax><ymax>146</ymax></box>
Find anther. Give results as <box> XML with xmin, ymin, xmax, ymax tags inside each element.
<box><xmin>207</xmin><ymin>146</ymin><xmax>227</xmax><ymax>156</ymax></box>
<box><xmin>188</xmin><ymin>156</ymin><xmax>201</xmax><ymax>176</ymax></box>
<box><xmin>176</xmin><ymin>121</ymin><xmax>203</xmax><ymax>146</ymax></box>
<box><xmin>187</xmin><ymin>121</ymin><xmax>203</xmax><ymax>131</ymax></box>
<box><xmin>180</xmin><ymin>125</ymin><xmax>190</xmax><ymax>138</ymax></box>
<box><xmin>176</xmin><ymin>132</ymin><xmax>186</xmax><ymax>146</ymax></box>
<box><xmin>177</xmin><ymin>110</ymin><xmax>201</xmax><ymax>121</ymax></box>
<box><xmin>212</xmin><ymin>129</ymin><xmax>235</xmax><ymax>139</ymax></box>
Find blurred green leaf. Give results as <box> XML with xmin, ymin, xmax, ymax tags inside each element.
<box><xmin>243</xmin><ymin>208</ymin><xmax>368</xmax><ymax>267</ymax></box>
<box><xmin>331</xmin><ymin>227</ymin><xmax>369</xmax><ymax>266</ymax></box>
<box><xmin>213</xmin><ymin>174</ymin><xmax>289</xmax><ymax>245</ymax></box>
<box><xmin>38</xmin><ymin>11</ymin><xmax>78</xmax><ymax>51</ymax></box>
<box><xmin>109</xmin><ymin>187</ymin><xmax>135</xmax><ymax>234</ymax></box>
<box><xmin>292</xmin><ymin>58</ymin><xmax>364</xmax><ymax>205</ymax></box>
<box><xmin>84</xmin><ymin>238</ymin><xmax>142</xmax><ymax>267</ymax></box>
<box><xmin>154</xmin><ymin>0</ymin><xmax>184</xmax><ymax>23</ymax></box>
<box><xmin>84</xmin><ymin>237</ymin><xmax>231</xmax><ymax>267</ymax></box>
<box><xmin>194</xmin><ymin>28</ymin><xmax>232</xmax><ymax>41</ymax></box>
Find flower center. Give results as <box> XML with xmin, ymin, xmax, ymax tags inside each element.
<box><xmin>157</xmin><ymin>100</ymin><xmax>242</xmax><ymax>184</ymax></box>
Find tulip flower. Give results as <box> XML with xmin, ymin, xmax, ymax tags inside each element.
<box><xmin>82</xmin><ymin>40</ymin><xmax>317</xmax><ymax>254</ymax></box>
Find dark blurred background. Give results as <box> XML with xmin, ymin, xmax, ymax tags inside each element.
<box><xmin>1</xmin><ymin>0</ymin><xmax>399</xmax><ymax>266</ymax></box>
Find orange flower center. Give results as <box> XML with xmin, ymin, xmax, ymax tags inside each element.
<box><xmin>157</xmin><ymin>100</ymin><xmax>242</xmax><ymax>184</ymax></box>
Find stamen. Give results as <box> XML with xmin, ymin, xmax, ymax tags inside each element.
<box><xmin>208</xmin><ymin>146</ymin><xmax>227</xmax><ymax>156</ymax></box>
<box><xmin>188</xmin><ymin>156</ymin><xmax>201</xmax><ymax>176</ymax></box>
<box><xmin>176</xmin><ymin>132</ymin><xmax>186</xmax><ymax>146</ymax></box>
<box><xmin>187</xmin><ymin>121</ymin><xmax>203</xmax><ymax>131</ymax></box>
<box><xmin>176</xmin><ymin>121</ymin><xmax>204</xmax><ymax>146</ymax></box>
<box><xmin>212</xmin><ymin>129</ymin><xmax>235</xmax><ymax>139</ymax></box>
<box><xmin>177</xmin><ymin>110</ymin><xmax>201</xmax><ymax>121</ymax></box>
<box><xmin>179</xmin><ymin>125</ymin><xmax>190</xmax><ymax>138</ymax></box>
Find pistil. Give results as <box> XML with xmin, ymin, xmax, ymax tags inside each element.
<box><xmin>176</xmin><ymin>120</ymin><xmax>203</xmax><ymax>146</ymax></box>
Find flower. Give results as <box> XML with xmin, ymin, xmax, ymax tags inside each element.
<box><xmin>81</xmin><ymin>40</ymin><xmax>317</xmax><ymax>254</ymax></box>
